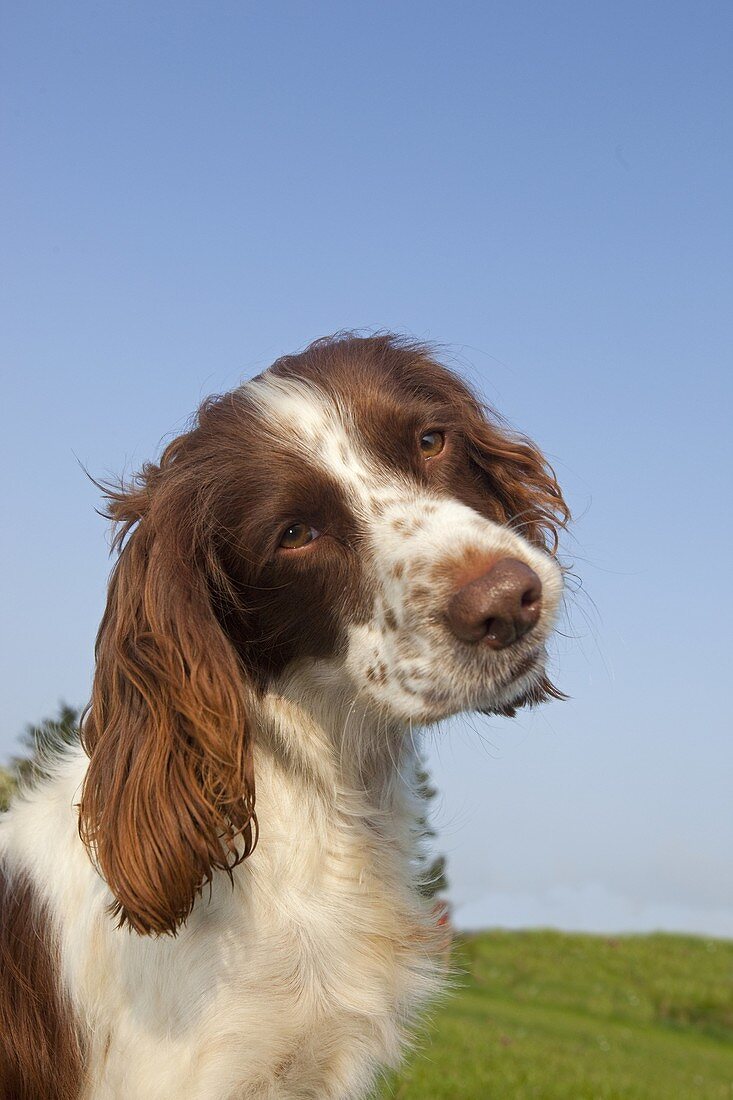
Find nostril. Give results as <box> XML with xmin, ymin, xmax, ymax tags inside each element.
<box><xmin>483</xmin><ymin>615</ymin><xmax>516</xmax><ymax>648</ymax></box>
<box><xmin>517</xmin><ymin>578</ymin><xmax>543</xmax><ymax>636</ymax></box>
<box><xmin>520</xmin><ymin>587</ymin><xmax>542</xmax><ymax>624</ymax></box>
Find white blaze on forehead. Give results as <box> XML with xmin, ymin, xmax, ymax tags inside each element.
<box><xmin>245</xmin><ymin>374</ymin><xmax>330</xmax><ymax>442</ymax></box>
<box><xmin>244</xmin><ymin>371</ymin><xmax>379</xmax><ymax>499</ymax></box>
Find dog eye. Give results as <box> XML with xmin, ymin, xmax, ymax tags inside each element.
<box><xmin>419</xmin><ymin>430</ymin><xmax>445</xmax><ymax>458</ymax></box>
<box><xmin>279</xmin><ymin>523</ymin><xmax>319</xmax><ymax>550</ymax></box>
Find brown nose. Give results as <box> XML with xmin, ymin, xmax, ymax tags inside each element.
<box><xmin>447</xmin><ymin>558</ymin><xmax>543</xmax><ymax>648</ymax></box>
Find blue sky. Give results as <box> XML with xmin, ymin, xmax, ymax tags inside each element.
<box><xmin>2</xmin><ymin>1</ymin><xmax>731</xmax><ymax>936</ymax></box>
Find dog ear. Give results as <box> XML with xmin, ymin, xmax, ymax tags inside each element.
<box><xmin>462</xmin><ymin>395</ymin><xmax>569</xmax><ymax>554</ymax></box>
<box><xmin>78</xmin><ymin>434</ymin><xmax>257</xmax><ymax>936</ymax></box>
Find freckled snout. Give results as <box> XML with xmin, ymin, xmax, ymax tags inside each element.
<box><xmin>447</xmin><ymin>558</ymin><xmax>543</xmax><ymax>649</ymax></box>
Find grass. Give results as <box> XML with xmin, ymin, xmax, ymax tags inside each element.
<box><xmin>379</xmin><ymin>929</ymin><xmax>733</xmax><ymax>1099</ymax></box>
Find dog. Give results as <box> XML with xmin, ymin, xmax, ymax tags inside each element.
<box><xmin>0</xmin><ymin>334</ymin><xmax>568</xmax><ymax>1099</ymax></box>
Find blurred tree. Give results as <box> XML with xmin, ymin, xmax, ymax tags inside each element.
<box><xmin>1</xmin><ymin>703</ymin><xmax>80</xmax><ymax>810</ymax></box>
<box><xmin>415</xmin><ymin>758</ymin><xmax>449</xmax><ymax>901</ymax></box>
<box><xmin>0</xmin><ymin>766</ymin><xmax>15</xmax><ymax>812</ymax></box>
<box><xmin>12</xmin><ymin>702</ymin><xmax>80</xmax><ymax>781</ymax></box>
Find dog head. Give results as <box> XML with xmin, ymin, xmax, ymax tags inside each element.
<box><xmin>79</xmin><ymin>334</ymin><xmax>569</xmax><ymax>933</ymax></box>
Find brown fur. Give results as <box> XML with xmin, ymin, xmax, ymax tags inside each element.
<box><xmin>78</xmin><ymin>400</ymin><xmax>261</xmax><ymax>936</ymax></box>
<box><xmin>0</xmin><ymin>864</ymin><xmax>83</xmax><ymax>1100</ymax></box>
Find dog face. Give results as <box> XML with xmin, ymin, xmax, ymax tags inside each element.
<box><xmin>79</xmin><ymin>335</ymin><xmax>569</xmax><ymax>934</ymax></box>
<box><xmin>238</xmin><ymin>343</ymin><xmax>565</xmax><ymax>723</ymax></box>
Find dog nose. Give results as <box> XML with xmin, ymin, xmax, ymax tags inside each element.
<box><xmin>447</xmin><ymin>558</ymin><xmax>543</xmax><ymax>648</ymax></box>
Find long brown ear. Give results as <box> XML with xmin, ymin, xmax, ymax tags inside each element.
<box><xmin>78</xmin><ymin>447</ymin><xmax>256</xmax><ymax>936</ymax></box>
<box><xmin>464</xmin><ymin>396</ymin><xmax>570</xmax><ymax>554</ymax></box>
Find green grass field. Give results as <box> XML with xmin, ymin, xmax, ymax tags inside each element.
<box><xmin>379</xmin><ymin>930</ymin><xmax>733</xmax><ymax>1100</ymax></box>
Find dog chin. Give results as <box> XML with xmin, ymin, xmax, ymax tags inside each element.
<box><xmin>478</xmin><ymin>671</ymin><xmax>565</xmax><ymax>719</ymax></box>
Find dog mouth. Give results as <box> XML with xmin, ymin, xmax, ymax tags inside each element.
<box><xmin>477</xmin><ymin>646</ymin><xmax>545</xmax><ymax>717</ymax></box>
<box><xmin>501</xmin><ymin>646</ymin><xmax>543</xmax><ymax>686</ymax></box>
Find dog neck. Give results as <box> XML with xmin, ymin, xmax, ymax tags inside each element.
<box><xmin>255</xmin><ymin>658</ymin><xmax>419</xmax><ymax>818</ymax></box>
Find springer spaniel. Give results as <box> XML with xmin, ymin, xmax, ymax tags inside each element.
<box><xmin>0</xmin><ymin>335</ymin><xmax>568</xmax><ymax>1100</ymax></box>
